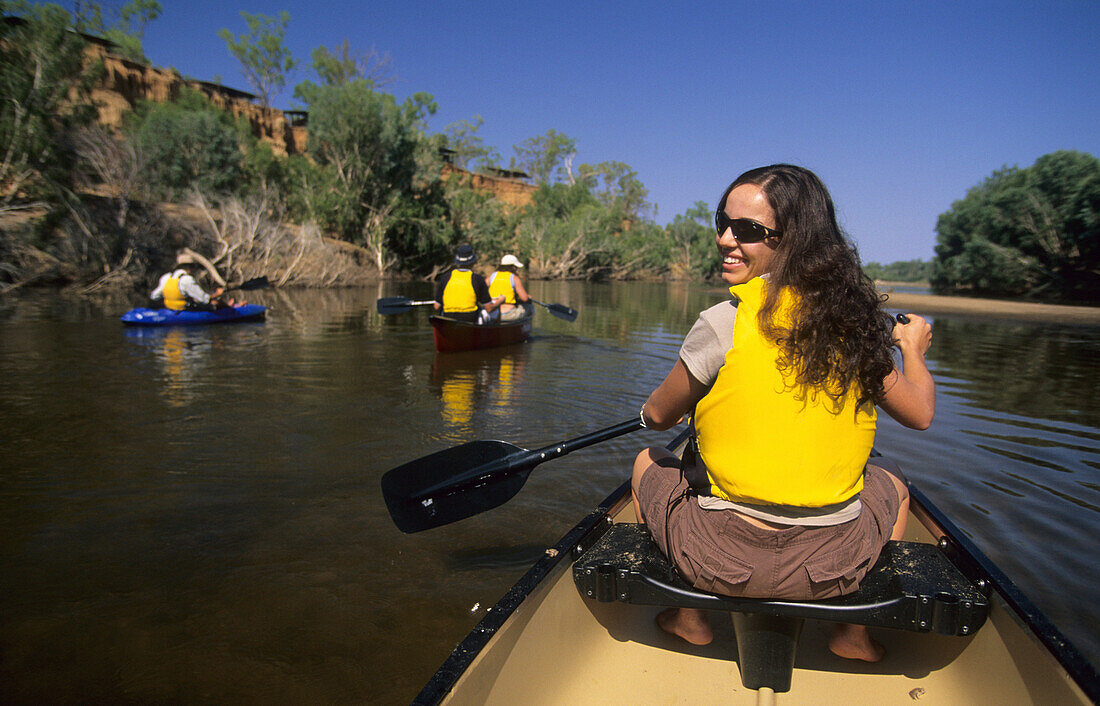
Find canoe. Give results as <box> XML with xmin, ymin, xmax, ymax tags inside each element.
<box><xmin>120</xmin><ymin>305</ymin><xmax>267</xmax><ymax>326</ymax></box>
<box><xmin>411</xmin><ymin>453</ymin><xmax>1099</xmax><ymax>704</ymax></box>
<box><xmin>430</xmin><ymin>311</ymin><xmax>533</xmax><ymax>353</ymax></box>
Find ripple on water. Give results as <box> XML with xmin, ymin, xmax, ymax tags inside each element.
<box><xmin>1</xmin><ymin>286</ymin><xmax>1098</xmax><ymax>702</ymax></box>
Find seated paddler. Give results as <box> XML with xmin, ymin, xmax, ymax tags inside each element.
<box><xmin>150</xmin><ymin>250</ymin><xmax>240</xmax><ymax>311</ymax></box>
<box><xmin>630</xmin><ymin>164</ymin><xmax>936</xmax><ymax>663</ymax></box>
<box><xmin>433</xmin><ymin>244</ymin><xmax>504</xmax><ymax>324</ymax></box>
<box><xmin>487</xmin><ymin>254</ymin><xmax>532</xmax><ymax>322</ymax></box>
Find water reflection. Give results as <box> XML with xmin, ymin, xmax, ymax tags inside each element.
<box><xmin>1</xmin><ymin>285</ymin><xmax>1097</xmax><ymax>703</ymax></box>
<box><xmin>430</xmin><ymin>347</ymin><xmax>530</xmax><ymax>434</ymax></box>
<box><xmin>928</xmin><ymin>318</ymin><xmax>1100</xmax><ymax>426</ymax></box>
<box><xmin>123</xmin><ymin>327</ymin><xmax>209</xmax><ymax>407</ymax></box>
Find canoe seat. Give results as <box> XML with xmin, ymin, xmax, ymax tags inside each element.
<box><xmin>572</xmin><ymin>522</ymin><xmax>990</xmax><ymax>693</ymax></box>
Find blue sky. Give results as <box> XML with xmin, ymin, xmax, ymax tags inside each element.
<box><xmin>109</xmin><ymin>1</ymin><xmax>1100</xmax><ymax>263</ymax></box>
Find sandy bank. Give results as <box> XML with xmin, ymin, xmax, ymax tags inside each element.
<box><xmin>881</xmin><ymin>291</ymin><xmax>1100</xmax><ymax>326</ymax></box>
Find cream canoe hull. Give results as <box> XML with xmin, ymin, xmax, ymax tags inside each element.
<box><xmin>417</xmin><ymin>482</ymin><xmax>1096</xmax><ymax>705</ymax></box>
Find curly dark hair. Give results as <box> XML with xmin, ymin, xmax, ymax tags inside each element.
<box><xmin>719</xmin><ymin>165</ymin><xmax>895</xmax><ymax>409</ymax></box>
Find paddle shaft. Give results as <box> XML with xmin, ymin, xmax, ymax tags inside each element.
<box><xmin>414</xmin><ymin>418</ymin><xmax>642</xmax><ymax>500</ymax></box>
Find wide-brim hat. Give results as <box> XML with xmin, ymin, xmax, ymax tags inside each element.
<box><xmin>454</xmin><ymin>244</ymin><xmax>476</xmax><ymax>265</ymax></box>
<box><xmin>500</xmin><ymin>254</ymin><xmax>524</xmax><ymax>268</ymax></box>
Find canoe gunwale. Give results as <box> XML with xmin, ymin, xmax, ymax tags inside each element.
<box><xmin>413</xmin><ymin>428</ymin><xmax>690</xmax><ymax>704</ymax></box>
<box><xmin>412</xmin><ymin>478</ymin><xmax>629</xmax><ymax>705</ymax></box>
<box><xmin>429</xmin><ymin>312</ymin><xmax>534</xmax><ymax>353</ymax></box>
<box><xmin>908</xmin><ymin>485</ymin><xmax>1100</xmax><ymax>701</ymax></box>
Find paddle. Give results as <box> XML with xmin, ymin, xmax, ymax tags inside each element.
<box><xmin>224</xmin><ymin>276</ymin><xmax>269</xmax><ymax>292</ymax></box>
<box><xmin>381</xmin><ymin>418</ymin><xmax>646</xmax><ymax>533</ymax></box>
<box><xmin>377</xmin><ymin>296</ymin><xmax>436</xmax><ymax>315</ymax></box>
<box><xmin>531</xmin><ymin>299</ymin><xmax>578</xmax><ymax>322</ymax></box>
<box><xmin>209</xmin><ymin>276</ymin><xmax>268</xmax><ymax>306</ymax></box>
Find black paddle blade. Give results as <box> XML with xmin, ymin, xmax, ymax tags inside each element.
<box><xmin>376</xmin><ymin>296</ymin><xmax>435</xmax><ymax>315</ymax></box>
<box><xmin>380</xmin><ymin>418</ymin><xmax>643</xmax><ymax>533</ymax></box>
<box><xmin>380</xmin><ymin>440</ymin><xmax>533</xmax><ymax>533</ymax></box>
<box><xmin>238</xmin><ymin>276</ymin><xmax>269</xmax><ymax>290</ymax></box>
<box><xmin>533</xmin><ymin>300</ymin><xmax>578</xmax><ymax>322</ymax></box>
<box><xmin>377</xmin><ymin>296</ymin><xmax>412</xmax><ymax>314</ymax></box>
<box><xmin>545</xmin><ymin>302</ymin><xmax>578</xmax><ymax>322</ymax></box>
<box><xmin>223</xmin><ymin>276</ymin><xmax>269</xmax><ymax>292</ymax></box>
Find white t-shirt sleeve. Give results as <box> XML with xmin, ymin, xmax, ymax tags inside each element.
<box><xmin>150</xmin><ymin>272</ymin><xmax>170</xmax><ymax>300</ymax></box>
<box><xmin>179</xmin><ymin>274</ymin><xmax>210</xmax><ymax>304</ymax></box>
<box><xmin>678</xmin><ymin>300</ymin><xmax>738</xmax><ymax>386</ymax></box>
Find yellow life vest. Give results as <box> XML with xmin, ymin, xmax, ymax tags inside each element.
<box><xmin>488</xmin><ymin>272</ymin><xmax>516</xmax><ymax>305</ymax></box>
<box><xmin>442</xmin><ymin>270</ymin><xmax>478</xmax><ymax>313</ymax></box>
<box><xmin>693</xmin><ymin>277</ymin><xmax>876</xmax><ymax>507</ymax></box>
<box><xmin>163</xmin><ymin>273</ymin><xmax>188</xmax><ymax>311</ymax></box>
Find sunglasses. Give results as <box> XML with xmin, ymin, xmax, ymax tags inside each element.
<box><xmin>714</xmin><ymin>211</ymin><xmax>782</xmax><ymax>243</ymax></box>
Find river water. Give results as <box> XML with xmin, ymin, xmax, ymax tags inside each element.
<box><xmin>1</xmin><ymin>282</ymin><xmax>1097</xmax><ymax>703</ymax></box>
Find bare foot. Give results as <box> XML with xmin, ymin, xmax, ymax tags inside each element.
<box><xmin>656</xmin><ymin>608</ymin><xmax>713</xmax><ymax>646</ymax></box>
<box><xmin>828</xmin><ymin>623</ymin><xmax>885</xmax><ymax>662</ymax></box>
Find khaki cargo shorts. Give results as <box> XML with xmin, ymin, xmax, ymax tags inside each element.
<box><xmin>638</xmin><ymin>458</ymin><xmax>903</xmax><ymax>600</ymax></box>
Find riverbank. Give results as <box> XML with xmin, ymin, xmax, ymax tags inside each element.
<box><xmin>882</xmin><ymin>291</ymin><xmax>1100</xmax><ymax>326</ymax></box>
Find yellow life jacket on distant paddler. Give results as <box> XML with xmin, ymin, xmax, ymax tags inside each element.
<box><xmin>488</xmin><ymin>272</ymin><xmax>516</xmax><ymax>305</ymax></box>
<box><xmin>442</xmin><ymin>270</ymin><xmax>478</xmax><ymax>313</ymax></box>
<box><xmin>693</xmin><ymin>276</ymin><xmax>876</xmax><ymax>507</ymax></box>
<box><xmin>163</xmin><ymin>273</ymin><xmax>188</xmax><ymax>311</ymax></box>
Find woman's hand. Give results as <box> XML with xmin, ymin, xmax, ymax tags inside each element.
<box><xmin>892</xmin><ymin>314</ymin><xmax>932</xmax><ymax>358</ymax></box>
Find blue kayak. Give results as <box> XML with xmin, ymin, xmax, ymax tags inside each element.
<box><xmin>120</xmin><ymin>305</ymin><xmax>267</xmax><ymax>326</ymax></box>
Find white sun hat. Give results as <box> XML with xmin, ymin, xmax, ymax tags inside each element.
<box><xmin>500</xmin><ymin>254</ymin><xmax>524</xmax><ymax>268</ymax></box>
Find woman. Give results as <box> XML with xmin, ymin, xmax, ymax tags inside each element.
<box><xmin>487</xmin><ymin>254</ymin><xmax>532</xmax><ymax>321</ymax></box>
<box><xmin>631</xmin><ymin>165</ymin><xmax>934</xmax><ymax>662</ymax></box>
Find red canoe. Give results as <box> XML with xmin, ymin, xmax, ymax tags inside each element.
<box><xmin>430</xmin><ymin>312</ymin><xmax>533</xmax><ymax>352</ymax></box>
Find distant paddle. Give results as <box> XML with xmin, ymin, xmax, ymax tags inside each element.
<box><xmin>224</xmin><ymin>276</ymin><xmax>269</xmax><ymax>292</ymax></box>
<box><xmin>531</xmin><ymin>299</ymin><xmax>578</xmax><ymax>322</ymax></box>
<box><xmin>377</xmin><ymin>296</ymin><xmax>436</xmax><ymax>315</ymax></box>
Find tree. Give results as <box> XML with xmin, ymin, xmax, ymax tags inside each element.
<box><xmin>666</xmin><ymin>201</ymin><xmax>715</xmax><ymax>277</ymax></box>
<box><xmin>442</xmin><ymin>115</ymin><xmax>501</xmax><ymax>172</ymax></box>
<box><xmin>516</xmin><ymin>180</ymin><xmax>639</xmax><ymax>278</ymax></box>
<box><xmin>72</xmin><ymin>124</ymin><xmax>144</xmax><ymax>227</ymax></box>
<box><xmin>502</xmin><ymin>147</ymin><xmax>677</xmax><ymax>280</ymax></box>
<box><xmin>218</xmin><ymin>11</ymin><xmax>297</xmax><ymax>109</ymax></box>
<box><xmin>512</xmin><ymin>129</ymin><xmax>576</xmax><ymax>184</ymax></box>
<box><xmin>293</xmin><ymin>39</ymin><xmax>395</xmax><ymax>107</ymax></box>
<box><xmin>0</xmin><ymin>2</ymin><xmax>98</xmax><ymax>210</ymax></box>
<box><xmin>73</xmin><ymin>0</ymin><xmax>161</xmax><ymax>62</ymax></box>
<box><xmin>578</xmin><ymin>160</ymin><xmax>653</xmax><ymax>221</ymax></box>
<box><xmin>862</xmin><ymin>259</ymin><xmax>933</xmax><ymax>282</ymax></box>
<box><xmin>602</xmin><ymin>219</ymin><xmax>668</xmax><ymax>277</ymax></box>
<box><xmin>442</xmin><ymin>184</ymin><xmax>509</xmax><ymax>257</ymax></box>
<box><xmin>932</xmin><ymin>151</ymin><xmax>1100</xmax><ymax>300</ymax></box>
<box><xmin>309</xmin><ymin>39</ymin><xmax>393</xmax><ymax>88</ymax></box>
<box><xmin>129</xmin><ymin>90</ymin><xmax>244</xmax><ymax>197</ymax></box>
<box><xmin>304</xmin><ymin>80</ymin><xmax>439</xmax><ymax>272</ymax></box>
